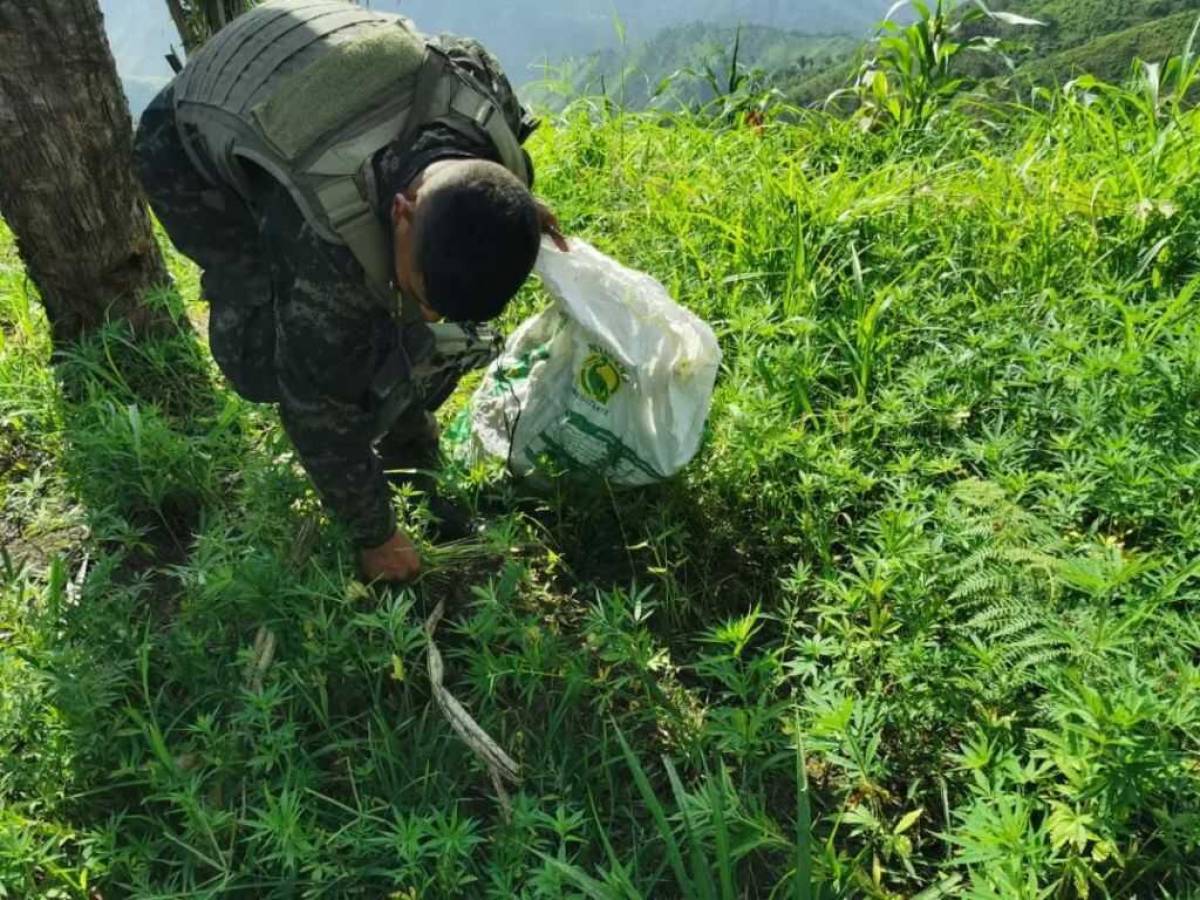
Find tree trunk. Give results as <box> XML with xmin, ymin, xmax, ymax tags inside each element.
<box><xmin>164</xmin><ymin>0</ymin><xmax>194</xmax><ymax>52</ymax></box>
<box><xmin>0</xmin><ymin>0</ymin><xmax>171</xmax><ymax>346</ymax></box>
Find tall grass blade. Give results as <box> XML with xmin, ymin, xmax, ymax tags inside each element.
<box><xmin>613</xmin><ymin>723</ymin><xmax>694</xmax><ymax>898</ymax></box>
<box><xmin>538</xmin><ymin>853</ymin><xmax>626</xmax><ymax>900</ymax></box>
<box><xmin>794</xmin><ymin>714</ymin><xmax>813</xmax><ymax>900</ymax></box>
<box><xmin>664</xmin><ymin>756</ymin><xmax>717</xmax><ymax>900</ymax></box>
<box><xmin>727</xmin><ymin>25</ymin><xmax>742</xmax><ymax>96</ymax></box>
<box><xmin>710</xmin><ymin>762</ymin><xmax>736</xmax><ymax>900</ymax></box>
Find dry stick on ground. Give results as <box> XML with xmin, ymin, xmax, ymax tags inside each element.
<box><xmin>244</xmin><ymin>626</ymin><xmax>277</xmax><ymax>694</ymax></box>
<box><xmin>424</xmin><ymin>598</ymin><xmax>520</xmax><ymax>819</ymax></box>
<box><xmin>280</xmin><ymin>510</ymin><xmax>518</xmax><ymax>810</ymax></box>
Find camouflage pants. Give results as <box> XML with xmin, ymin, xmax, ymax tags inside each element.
<box><xmin>378</xmin><ymin>323</ymin><xmax>503</xmax><ymax>464</ymax></box>
<box><xmin>134</xmin><ymin>85</ymin><xmax>281</xmax><ymax>402</ymax></box>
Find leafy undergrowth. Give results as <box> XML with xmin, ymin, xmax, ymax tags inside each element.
<box><xmin>3</xmin><ymin>76</ymin><xmax>1200</xmax><ymax>899</ymax></box>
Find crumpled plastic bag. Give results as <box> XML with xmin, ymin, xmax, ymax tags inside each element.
<box><xmin>449</xmin><ymin>237</ymin><xmax>721</xmax><ymax>485</ymax></box>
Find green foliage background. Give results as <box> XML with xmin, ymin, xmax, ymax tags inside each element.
<box><xmin>3</xmin><ymin>16</ymin><xmax>1200</xmax><ymax>899</ymax></box>
<box><xmin>783</xmin><ymin>0</ymin><xmax>1200</xmax><ymax>105</ymax></box>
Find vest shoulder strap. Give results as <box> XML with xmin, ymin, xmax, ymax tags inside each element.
<box><xmin>313</xmin><ymin>175</ymin><xmax>416</xmax><ymax>322</ymax></box>
<box><xmin>447</xmin><ymin>80</ymin><xmax>531</xmax><ymax>186</ymax></box>
<box><xmin>305</xmin><ymin>45</ymin><xmax>531</xmax><ymax>326</ymax></box>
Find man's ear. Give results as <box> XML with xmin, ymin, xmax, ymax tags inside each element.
<box><xmin>391</xmin><ymin>192</ymin><xmax>416</xmax><ymax>227</ymax></box>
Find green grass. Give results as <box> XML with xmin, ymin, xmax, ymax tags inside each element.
<box><xmin>3</xmin><ymin>67</ymin><xmax>1200</xmax><ymax>898</ymax></box>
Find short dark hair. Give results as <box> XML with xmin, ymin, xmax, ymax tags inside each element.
<box><xmin>413</xmin><ymin>161</ymin><xmax>540</xmax><ymax>322</ymax></box>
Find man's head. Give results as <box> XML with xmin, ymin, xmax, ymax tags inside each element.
<box><xmin>391</xmin><ymin>159</ymin><xmax>540</xmax><ymax>323</ymax></box>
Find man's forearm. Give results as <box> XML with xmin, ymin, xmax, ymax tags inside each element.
<box><xmin>261</xmin><ymin>181</ymin><xmax>401</xmax><ymax>549</ymax></box>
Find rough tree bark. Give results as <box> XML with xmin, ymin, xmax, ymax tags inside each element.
<box><xmin>0</xmin><ymin>0</ymin><xmax>171</xmax><ymax>346</ymax></box>
<box><xmin>164</xmin><ymin>0</ymin><xmax>193</xmax><ymax>51</ymax></box>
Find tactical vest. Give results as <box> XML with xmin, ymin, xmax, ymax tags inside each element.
<box><xmin>172</xmin><ymin>0</ymin><xmax>531</xmax><ymax>325</ymax></box>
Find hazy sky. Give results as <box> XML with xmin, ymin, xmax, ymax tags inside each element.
<box><xmin>99</xmin><ymin>0</ymin><xmax>177</xmax><ymax>82</ymax></box>
<box><xmin>99</xmin><ymin>0</ymin><xmax>887</xmax><ymax>112</ymax></box>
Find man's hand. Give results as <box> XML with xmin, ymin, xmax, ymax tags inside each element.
<box><xmin>535</xmin><ymin>198</ymin><xmax>569</xmax><ymax>252</ymax></box>
<box><xmin>360</xmin><ymin>529</ymin><xmax>422</xmax><ymax>582</ymax></box>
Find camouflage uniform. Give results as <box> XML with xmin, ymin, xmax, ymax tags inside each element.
<box><xmin>134</xmin><ymin>35</ymin><xmax>534</xmax><ymax>549</ymax></box>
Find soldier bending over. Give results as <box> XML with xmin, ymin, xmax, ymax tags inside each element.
<box><xmin>134</xmin><ymin>1</ymin><xmax>567</xmax><ymax>582</ymax></box>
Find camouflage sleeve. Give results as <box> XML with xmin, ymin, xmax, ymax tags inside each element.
<box><xmin>260</xmin><ymin>186</ymin><xmax>399</xmax><ymax>549</ymax></box>
<box><xmin>433</xmin><ymin>34</ymin><xmax>539</xmax><ymax>144</ymax></box>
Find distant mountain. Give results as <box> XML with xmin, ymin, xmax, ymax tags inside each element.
<box><xmin>385</xmin><ymin>0</ymin><xmax>891</xmax><ymax>83</ymax></box>
<box><xmin>527</xmin><ymin>22</ymin><xmax>858</xmax><ymax>110</ymax></box>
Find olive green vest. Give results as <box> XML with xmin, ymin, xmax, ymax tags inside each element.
<box><xmin>172</xmin><ymin>0</ymin><xmax>531</xmax><ymax>324</ymax></box>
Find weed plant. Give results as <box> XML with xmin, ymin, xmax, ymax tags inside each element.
<box><xmin>2</xmin><ymin>32</ymin><xmax>1200</xmax><ymax>900</ymax></box>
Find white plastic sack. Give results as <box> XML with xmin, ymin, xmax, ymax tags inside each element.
<box><xmin>452</xmin><ymin>237</ymin><xmax>721</xmax><ymax>485</ymax></box>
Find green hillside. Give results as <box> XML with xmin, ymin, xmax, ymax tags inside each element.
<box><xmin>777</xmin><ymin>55</ymin><xmax>858</xmax><ymax>106</ymax></box>
<box><xmin>1019</xmin><ymin>10</ymin><xmax>1200</xmax><ymax>85</ymax></box>
<box><xmin>1012</xmin><ymin>0</ymin><xmax>1197</xmax><ymax>53</ymax></box>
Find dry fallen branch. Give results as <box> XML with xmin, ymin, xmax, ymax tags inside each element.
<box><xmin>424</xmin><ymin>598</ymin><xmax>520</xmax><ymax>817</ymax></box>
<box><xmin>244</xmin><ymin>625</ymin><xmax>277</xmax><ymax>694</ymax></box>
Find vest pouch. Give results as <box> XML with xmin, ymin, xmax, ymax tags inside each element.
<box><xmin>251</xmin><ymin>23</ymin><xmax>426</xmax><ymax>163</ymax></box>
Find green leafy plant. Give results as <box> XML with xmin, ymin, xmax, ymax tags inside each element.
<box><xmin>3</xmin><ymin>19</ymin><xmax>1200</xmax><ymax>896</ymax></box>
<box><xmin>832</xmin><ymin>0</ymin><xmax>1043</xmax><ymax>129</ymax></box>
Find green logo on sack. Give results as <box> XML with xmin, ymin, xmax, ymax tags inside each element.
<box><xmin>580</xmin><ymin>349</ymin><xmax>623</xmax><ymax>404</ymax></box>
